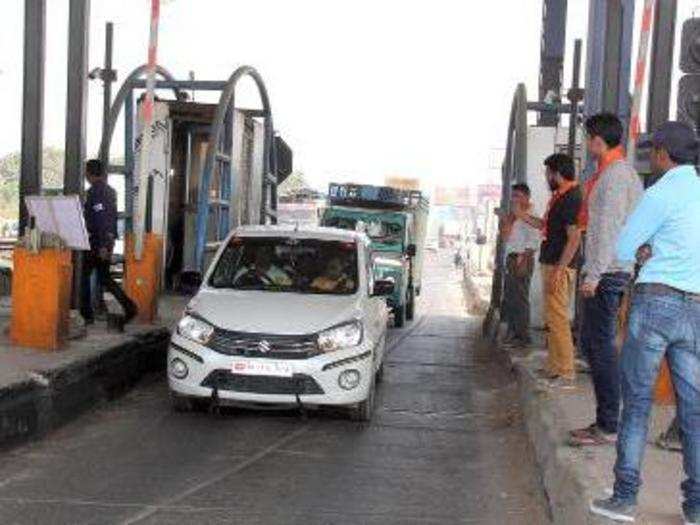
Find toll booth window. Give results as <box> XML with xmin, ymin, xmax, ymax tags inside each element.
<box><xmin>209</xmin><ymin>237</ymin><xmax>358</xmax><ymax>295</ymax></box>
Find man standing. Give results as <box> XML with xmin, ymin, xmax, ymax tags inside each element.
<box><xmin>80</xmin><ymin>159</ymin><xmax>137</xmax><ymax>326</ymax></box>
<box><xmin>501</xmin><ymin>183</ymin><xmax>540</xmax><ymax>347</ymax></box>
<box><xmin>516</xmin><ymin>153</ymin><xmax>582</xmax><ymax>387</ymax></box>
<box><xmin>590</xmin><ymin>122</ymin><xmax>700</xmax><ymax>524</ymax></box>
<box><xmin>569</xmin><ymin>113</ymin><xmax>644</xmax><ymax>447</ymax></box>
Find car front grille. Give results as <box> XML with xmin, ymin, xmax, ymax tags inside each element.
<box><xmin>207</xmin><ymin>329</ymin><xmax>319</xmax><ymax>359</ymax></box>
<box><xmin>201</xmin><ymin>370</ymin><xmax>324</xmax><ymax>395</ymax></box>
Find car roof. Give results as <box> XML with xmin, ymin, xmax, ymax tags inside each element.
<box><xmin>232</xmin><ymin>224</ymin><xmax>369</xmax><ymax>244</ymax></box>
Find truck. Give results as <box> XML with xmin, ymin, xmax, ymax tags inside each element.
<box><xmin>320</xmin><ymin>183</ymin><xmax>429</xmax><ymax>328</ymax></box>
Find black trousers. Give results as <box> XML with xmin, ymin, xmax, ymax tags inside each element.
<box><xmin>503</xmin><ymin>253</ymin><xmax>534</xmax><ymax>341</ymax></box>
<box><xmin>80</xmin><ymin>252</ymin><xmax>136</xmax><ymax>321</ymax></box>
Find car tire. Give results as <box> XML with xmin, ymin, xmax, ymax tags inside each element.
<box><xmin>375</xmin><ymin>361</ymin><xmax>385</xmax><ymax>383</ymax></box>
<box><xmin>393</xmin><ymin>305</ymin><xmax>406</xmax><ymax>328</ymax></box>
<box><xmin>351</xmin><ymin>373</ymin><xmax>376</xmax><ymax>422</ymax></box>
<box><xmin>170</xmin><ymin>393</ymin><xmax>207</xmax><ymax>413</ymax></box>
<box><xmin>406</xmin><ymin>288</ymin><xmax>415</xmax><ymax>321</ymax></box>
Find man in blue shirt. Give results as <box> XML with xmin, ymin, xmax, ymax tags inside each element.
<box><xmin>590</xmin><ymin>122</ymin><xmax>700</xmax><ymax>524</ymax></box>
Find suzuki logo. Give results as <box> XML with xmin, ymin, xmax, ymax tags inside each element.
<box><xmin>258</xmin><ymin>340</ymin><xmax>272</xmax><ymax>353</ymax></box>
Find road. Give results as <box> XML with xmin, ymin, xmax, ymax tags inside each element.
<box><xmin>0</xmin><ymin>253</ymin><xmax>549</xmax><ymax>524</ymax></box>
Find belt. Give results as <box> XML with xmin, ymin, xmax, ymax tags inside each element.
<box><xmin>635</xmin><ymin>282</ymin><xmax>700</xmax><ymax>301</ymax></box>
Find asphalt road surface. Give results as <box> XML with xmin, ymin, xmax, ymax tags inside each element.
<box><xmin>0</xmin><ymin>252</ymin><xmax>549</xmax><ymax>524</ymax></box>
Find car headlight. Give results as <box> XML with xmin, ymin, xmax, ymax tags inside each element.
<box><xmin>177</xmin><ymin>315</ymin><xmax>214</xmax><ymax>345</ymax></box>
<box><xmin>318</xmin><ymin>321</ymin><xmax>363</xmax><ymax>353</ymax></box>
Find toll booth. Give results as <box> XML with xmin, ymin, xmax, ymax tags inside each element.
<box><xmin>99</xmin><ymin>65</ymin><xmax>293</xmax><ymax>292</ymax></box>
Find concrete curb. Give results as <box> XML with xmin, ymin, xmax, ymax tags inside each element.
<box><xmin>510</xmin><ymin>357</ymin><xmax>610</xmax><ymax>525</ymax></box>
<box><xmin>0</xmin><ymin>327</ymin><xmax>170</xmax><ymax>450</ymax></box>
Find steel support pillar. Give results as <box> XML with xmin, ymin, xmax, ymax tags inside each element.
<box><xmin>63</xmin><ymin>0</ymin><xmax>90</xmax><ymax>196</ymax></box>
<box><xmin>647</xmin><ymin>0</ymin><xmax>677</xmax><ymax>132</ymax></box>
<box><xmin>64</xmin><ymin>0</ymin><xmax>90</xmax><ymax>310</ymax></box>
<box><xmin>538</xmin><ymin>0</ymin><xmax>568</xmax><ymax>126</ymax></box>
<box><xmin>19</xmin><ymin>0</ymin><xmax>46</xmax><ymax>235</ymax></box>
<box><xmin>583</xmin><ymin>0</ymin><xmax>635</xmax><ymax>178</ymax></box>
<box><xmin>584</xmin><ymin>0</ymin><xmax>635</xmax><ymax>118</ymax></box>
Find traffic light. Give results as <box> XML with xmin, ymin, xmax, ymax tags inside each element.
<box><xmin>677</xmin><ymin>18</ymin><xmax>700</xmax><ymax>128</ymax></box>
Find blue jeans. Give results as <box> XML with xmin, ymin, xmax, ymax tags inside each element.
<box><xmin>580</xmin><ymin>272</ymin><xmax>630</xmax><ymax>433</ymax></box>
<box><xmin>614</xmin><ymin>287</ymin><xmax>700</xmax><ymax>515</ymax></box>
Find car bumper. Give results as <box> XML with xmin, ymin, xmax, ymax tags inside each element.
<box><xmin>167</xmin><ymin>333</ymin><xmax>379</xmax><ymax>407</ymax></box>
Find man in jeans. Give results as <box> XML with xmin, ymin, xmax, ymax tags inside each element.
<box><xmin>516</xmin><ymin>153</ymin><xmax>582</xmax><ymax>388</ymax></box>
<box><xmin>590</xmin><ymin>122</ymin><xmax>700</xmax><ymax>524</ymax></box>
<box><xmin>569</xmin><ymin>114</ymin><xmax>643</xmax><ymax>447</ymax></box>
<box><xmin>500</xmin><ymin>183</ymin><xmax>540</xmax><ymax>347</ymax></box>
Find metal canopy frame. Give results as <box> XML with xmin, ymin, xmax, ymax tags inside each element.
<box><xmin>98</xmin><ymin>64</ymin><xmax>278</xmax><ymax>274</ymax></box>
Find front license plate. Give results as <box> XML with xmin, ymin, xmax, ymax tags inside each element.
<box><xmin>231</xmin><ymin>360</ymin><xmax>293</xmax><ymax>377</ymax></box>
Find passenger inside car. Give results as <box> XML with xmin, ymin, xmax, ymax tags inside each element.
<box><xmin>311</xmin><ymin>257</ymin><xmax>355</xmax><ymax>293</ymax></box>
<box><xmin>233</xmin><ymin>246</ymin><xmax>292</xmax><ymax>287</ymax></box>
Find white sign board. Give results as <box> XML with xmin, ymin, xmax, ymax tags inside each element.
<box><xmin>133</xmin><ymin>101</ymin><xmax>171</xmax><ymax>237</ymax></box>
<box><xmin>25</xmin><ymin>195</ymin><xmax>90</xmax><ymax>250</ymax></box>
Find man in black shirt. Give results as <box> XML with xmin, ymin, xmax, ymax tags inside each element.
<box><xmin>80</xmin><ymin>159</ymin><xmax>137</xmax><ymax>326</ymax></box>
<box><xmin>515</xmin><ymin>153</ymin><xmax>582</xmax><ymax>387</ymax></box>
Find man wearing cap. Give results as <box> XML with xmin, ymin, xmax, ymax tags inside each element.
<box><xmin>569</xmin><ymin>113</ymin><xmax>644</xmax><ymax>447</ymax></box>
<box><xmin>590</xmin><ymin>122</ymin><xmax>700</xmax><ymax>524</ymax></box>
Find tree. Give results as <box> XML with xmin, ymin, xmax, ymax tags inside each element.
<box><xmin>278</xmin><ymin>171</ymin><xmax>309</xmax><ymax>197</ymax></box>
<box><xmin>0</xmin><ymin>147</ymin><xmax>66</xmax><ymax>218</ymax></box>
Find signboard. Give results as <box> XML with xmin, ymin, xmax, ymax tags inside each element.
<box><xmin>134</xmin><ymin>101</ymin><xmax>171</xmax><ymax>237</ymax></box>
<box><xmin>25</xmin><ymin>195</ymin><xmax>90</xmax><ymax>250</ymax></box>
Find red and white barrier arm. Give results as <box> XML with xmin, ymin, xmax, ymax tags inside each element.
<box><xmin>134</xmin><ymin>0</ymin><xmax>161</xmax><ymax>260</ymax></box>
<box><xmin>627</xmin><ymin>0</ymin><xmax>655</xmax><ymax>158</ymax></box>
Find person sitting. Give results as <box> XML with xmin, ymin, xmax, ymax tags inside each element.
<box><xmin>233</xmin><ymin>248</ymin><xmax>292</xmax><ymax>287</ymax></box>
<box><xmin>311</xmin><ymin>258</ymin><xmax>354</xmax><ymax>293</ymax></box>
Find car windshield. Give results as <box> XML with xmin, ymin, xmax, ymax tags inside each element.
<box><xmin>209</xmin><ymin>237</ymin><xmax>359</xmax><ymax>295</ymax></box>
<box><xmin>324</xmin><ymin>216</ymin><xmax>403</xmax><ymax>245</ymax></box>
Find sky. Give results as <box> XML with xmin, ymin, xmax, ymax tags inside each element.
<box><xmin>0</xmin><ymin>1</ymin><xmax>696</xmax><ymax>191</ymax></box>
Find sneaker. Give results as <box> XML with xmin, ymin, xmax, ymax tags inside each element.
<box><xmin>568</xmin><ymin>425</ymin><xmax>617</xmax><ymax>447</ymax></box>
<box><xmin>590</xmin><ymin>496</ymin><xmax>636</xmax><ymax>522</ymax></box>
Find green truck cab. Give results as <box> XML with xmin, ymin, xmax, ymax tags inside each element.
<box><xmin>321</xmin><ymin>183</ymin><xmax>429</xmax><ymax>328</ymax></box>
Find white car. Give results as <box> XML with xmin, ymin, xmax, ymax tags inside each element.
<box><xmin>168</xmin><ymin>225</ymin><xmax>392</xmax><ymax>421</ymax></box>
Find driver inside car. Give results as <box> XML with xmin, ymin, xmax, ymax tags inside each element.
<box><xmin>233</xmin><ymin>247</ymin><xmax>292</xmax><ymax>287</ymax></box>
<box><xmin>311</xmin><ymin>257</ymin><xmax>355</xmax><ymax>293</ymax></box>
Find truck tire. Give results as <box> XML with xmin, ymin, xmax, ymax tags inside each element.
<box><xmin>406</xmin><ymin>288</ymin><xmax>415</xmax><ymax>321</ymax></box>
<box><xmin>393</xmin><ymin>304</ymin><xmax>406</xmax><ymax>328</ymax></box>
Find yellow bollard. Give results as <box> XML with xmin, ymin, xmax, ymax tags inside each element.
<box><xmin>124</xmin><ymin>233</ymin><xmax>162</xmax><ymax>324</ymax></box>
<box><xmin>10</xmin><ymin>247</ymin><xmax>73</xmax><ymax>351</ymax></box>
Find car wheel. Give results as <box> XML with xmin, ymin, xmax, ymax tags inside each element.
<box><xmin>350</xmin><ymin>373</ymin><xmax>376</xmax><ymax>422</ymax></box>
<box><xmin>170</xmin><ymin>392</ymin><xmax>207</xmax><ymax>413</ymax></box>
<box><xmin>393</xmin><ymin>304</ymin><xmax>406</xmax><ymax>328</ymax></box>
<box><xmin>406</xmin><ymin>288</ymin><xmax>415</xmax><ymax>321</ymax></box>
<box><xmin>375</xmin><ymin>354</ymin><xmax>386</xmax><ymax>383</ymax></box>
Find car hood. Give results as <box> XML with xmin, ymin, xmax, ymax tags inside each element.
<box><xmin>187</xmin><ymin>288</ymin><xmax>363</xmax><ymax>335</ymax></box>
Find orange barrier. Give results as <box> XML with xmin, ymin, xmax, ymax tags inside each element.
<box><xmin>10</xmin><ymin>247</ymin><xmax>72</xmax><ymax>350</ymax></box>
<box><xmin>124</xmin><ymin>233</ymin><xmax>162</xmax><ymax>324</ymax></box>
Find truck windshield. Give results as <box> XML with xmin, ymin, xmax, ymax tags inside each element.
<box><xmin>208</xmin><ymin>237</ymin><xmax>359</xmax><ymax>295</ymax></box>
<box><xmin>324</xmin><ymin>216</ymin><xmax>403</xmax><ymax>246</ymax></box>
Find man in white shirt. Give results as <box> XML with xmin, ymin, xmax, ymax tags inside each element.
<box><xmin>501</xmin><ymin>183</ymin><xmax>541</xmax><ymax>346</ymax></box>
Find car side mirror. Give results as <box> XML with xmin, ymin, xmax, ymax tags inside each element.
<box><xmin>372</xmin><ymin>279</ymin><xmax>395</xmax><ymax>297</ymax></box>
<box><xmin>406</xmin><ymin>244</ymin><xmax>417</xmax><ymax>257</ymax></box>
